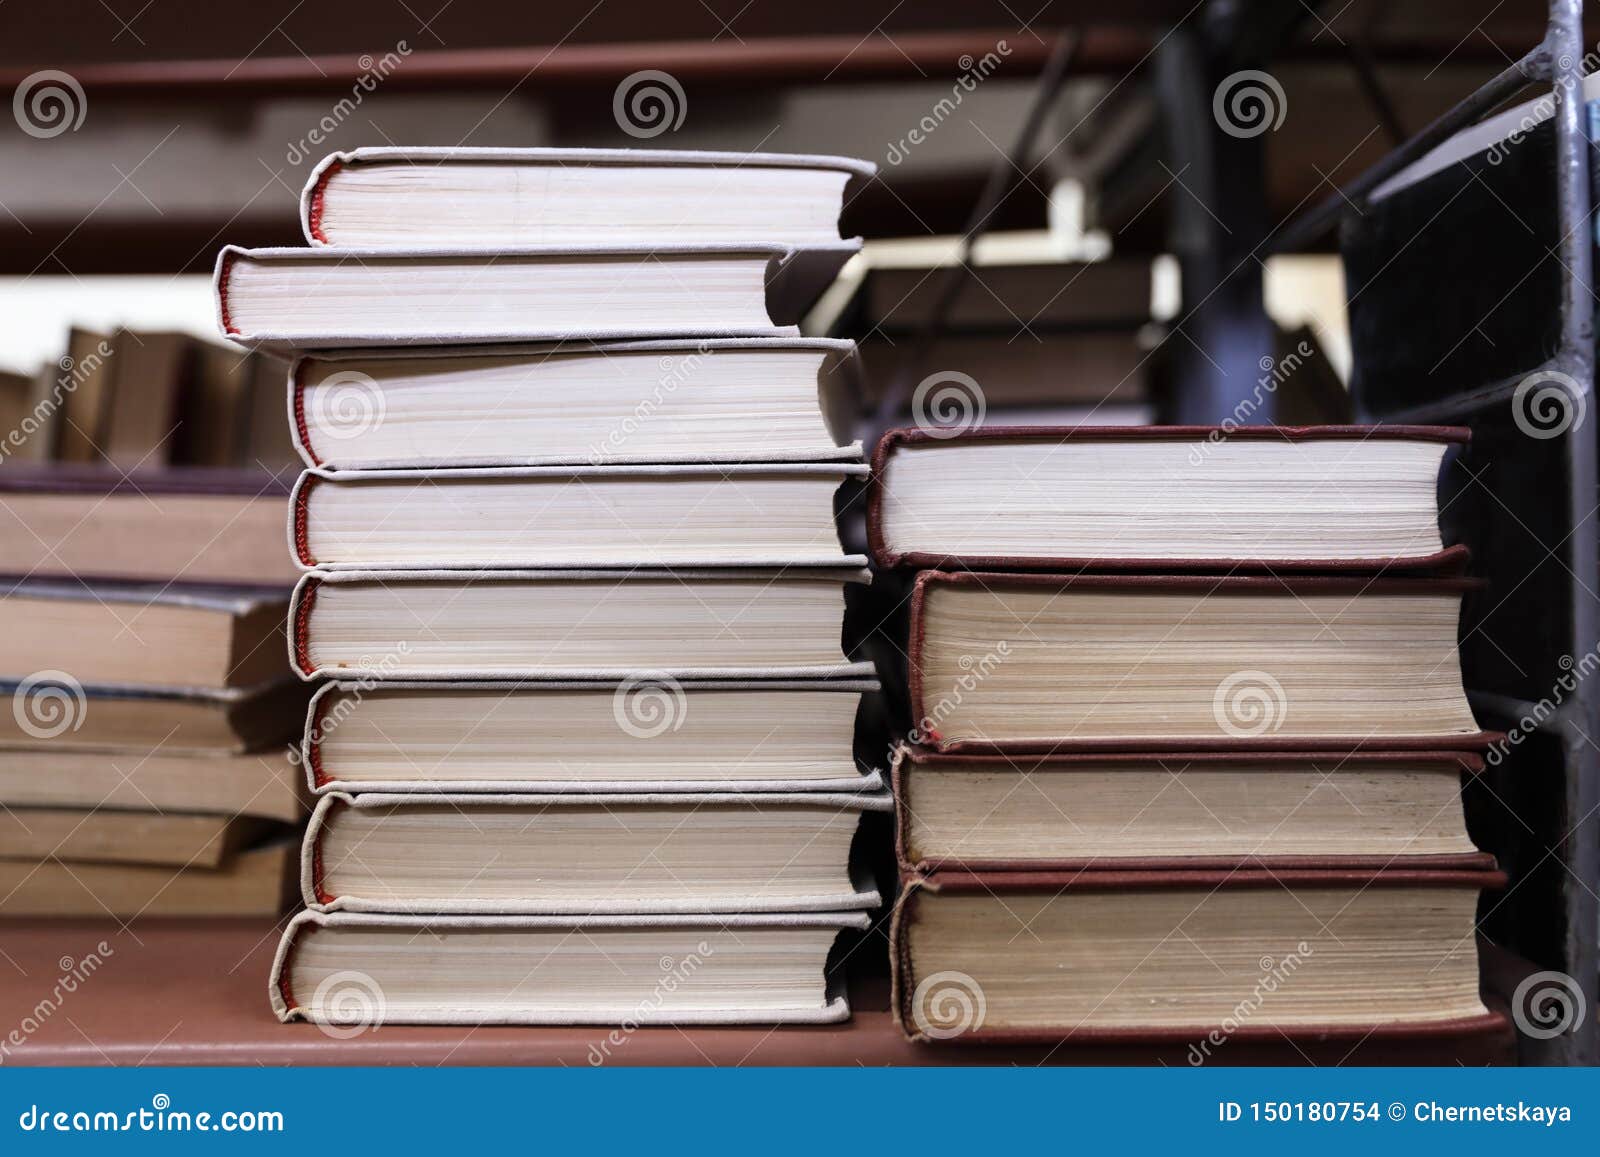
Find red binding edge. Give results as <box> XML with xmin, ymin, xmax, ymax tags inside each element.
<box><xmin>292</xmin><ymin>475</ymin><xmax>318</xmax><ymax>567</ymax></box>
<box><xmin>291</xmin><ymin>359</ymin><xmax>321</xmax><ymax>467</ymax></box>
<box><xmin>306</xmin><ymin>161</ymin><xmax>340</xmax><ymax>244</ymax></box>
<box><xmin>216</xmin><ymin>251</ymin><xmax>239</xmax><ymax>335</ymax></box>
<box><xmin>292</xmin><ymin>577</ymin><xmax>319</xmax><ymax>676</ymax></box>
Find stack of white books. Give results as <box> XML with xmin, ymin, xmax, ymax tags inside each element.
<box><xmin>212</xmin><ymin>146</ymin><xmax>891</xmax><ymax>1028</ymax></box>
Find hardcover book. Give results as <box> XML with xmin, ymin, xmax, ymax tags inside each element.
<box><xmin>214</xmin><ymin>243</ymin><xmax>859</xmax><ymax>348</ymax></box>
<box><xmin>905</xmin><ymin>571</ymin><xmax>1491</xmax><ymax>752</ymax></box>
<box><xmin>892</xmin><ymin>745</ymin><xmax>1486</xmax><ymax>871</ymax></box>
<box><xmin>869</xmin><ymin>425</ymin><xmax>1468</xmax><ymax>572</ymax></box>
<box><xmin>272</xmin><ymin>908</ymin><xmax>870</xmax><ymax>1026</ymax></box>
<box><xmin>0</xmin><ymin>464</ymin><xmax>295</xmax><ymax>584</ymax></box>
<box><xmin>300</xmin><ymin>147</ymin><xmax>875</xmax><ymax>249</ymax></box>
<box><xmin>890</xmin><ymin>867</ymin><xmax>1506</xmax><ymax>1043</ymax></box>
<box><xmin>0</xmin><ymin>842</ymin><xmax>296</xmax><ymax>917</ymax></box>
<box><xmin>290</xmin><ymin>462</ymin><xmax>867</xmax><ymax>570</ymax></box>
<box><xmin>289</xmin><ymin>567</ymin><xmax>873</xmax><ymax>681</ymax></box>
<box><xmin>301</xmin><ymin>678</ymin><xmax>879</xmax><ymax>794</ymax></box>
<box><xmin>0</xmin><ymin>808</ymin><xmax>281</xmax><ymax>869</ymax></box>
<box><xmin>0</xmin><ymin>676</ymin><xmax>306</xmax><ymax>753</ymax></box>
<box><xmin>291</xmin><ymin>339</ymin><xmax>862</xmax><ymax>469</ymax></box>
<box><xmin>0</xmin><ymin>579</ymin><xmax>289</xmax><ymax>690</ymax></box>
<box><xmin>301</xmin><ymin>789</ymin><xmax>891</xmax><ymax>914</ymax></box>
<box><xmin>0</xmin><ymin>746</ymin><xmax>304</xmax><ymax>823</ymax></box>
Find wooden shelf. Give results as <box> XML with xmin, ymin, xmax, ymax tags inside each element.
<box><xmin>1</xmin><ymin>918</ymin><xmax>1515</xmax><ymax>1066</ymax></box>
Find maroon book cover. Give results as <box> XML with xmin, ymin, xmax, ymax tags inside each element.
<box><xmin>890</xmin><ymin>865</ymin><xmax>1509</xmax><ymax>1045</ymax></box>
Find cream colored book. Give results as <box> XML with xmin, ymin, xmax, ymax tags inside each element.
<box><xmin>272</xmin><ymin>909</ymin><xmax>870</xmax><ymax>1026</ymax></box>
<box><xmin>300</xmin><ymin>147</ymin><xmax>875</xmax><ymax>249</ymax></box>
<box><xmin>214</xmin><ymin>243</ymin><xmax>858</xmax><ymax>348</ymax></box>
<box><xmin>290</xmin><ymin>568</ymin><xmax>872</xmax><ymax>680</ymax></box>
<box><xmin>292</xmin><ymin>463</ymin><xmax>866</xmax><ymax>570</ymax></box>
<box><xmin>303</xmin><ymin>679</ymin><xmax>877</xmax><ymax>794</ymax></box>
<box><xmin>870</xmin><ymin>426</ymin><xmax>1465</xmax><ymax>570</ymax></box>
<box><xmin>291</xmin><ymin>339</ymin><xmax>861</xmax><ymax>469</ymax></box>
<box><xmin>303</xmin><ymin>789</ymin><xmax>890</xmax><ymax>915</ymax></box>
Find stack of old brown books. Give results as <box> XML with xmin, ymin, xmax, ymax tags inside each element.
<box><xmin>871</xmin><ymin>424</ymin><xmax>1506</xmax><ymax>1055</ymax></box>
<box><xmin>0</xmin><ymin>463</ymin><xmax>304</xmax><ymax>917</ymax></box>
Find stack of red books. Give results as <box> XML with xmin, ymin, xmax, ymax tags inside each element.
<box><xmin>868</xmin><ymin>424</ymin><xmax>1507</xmax><ymax>1056</ymax></box>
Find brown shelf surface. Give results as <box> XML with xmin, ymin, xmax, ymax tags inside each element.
<box><xmin>0</xmin><ymin>918</ymin><xmax>1515</xmax><ymax>1066</ymax></box>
